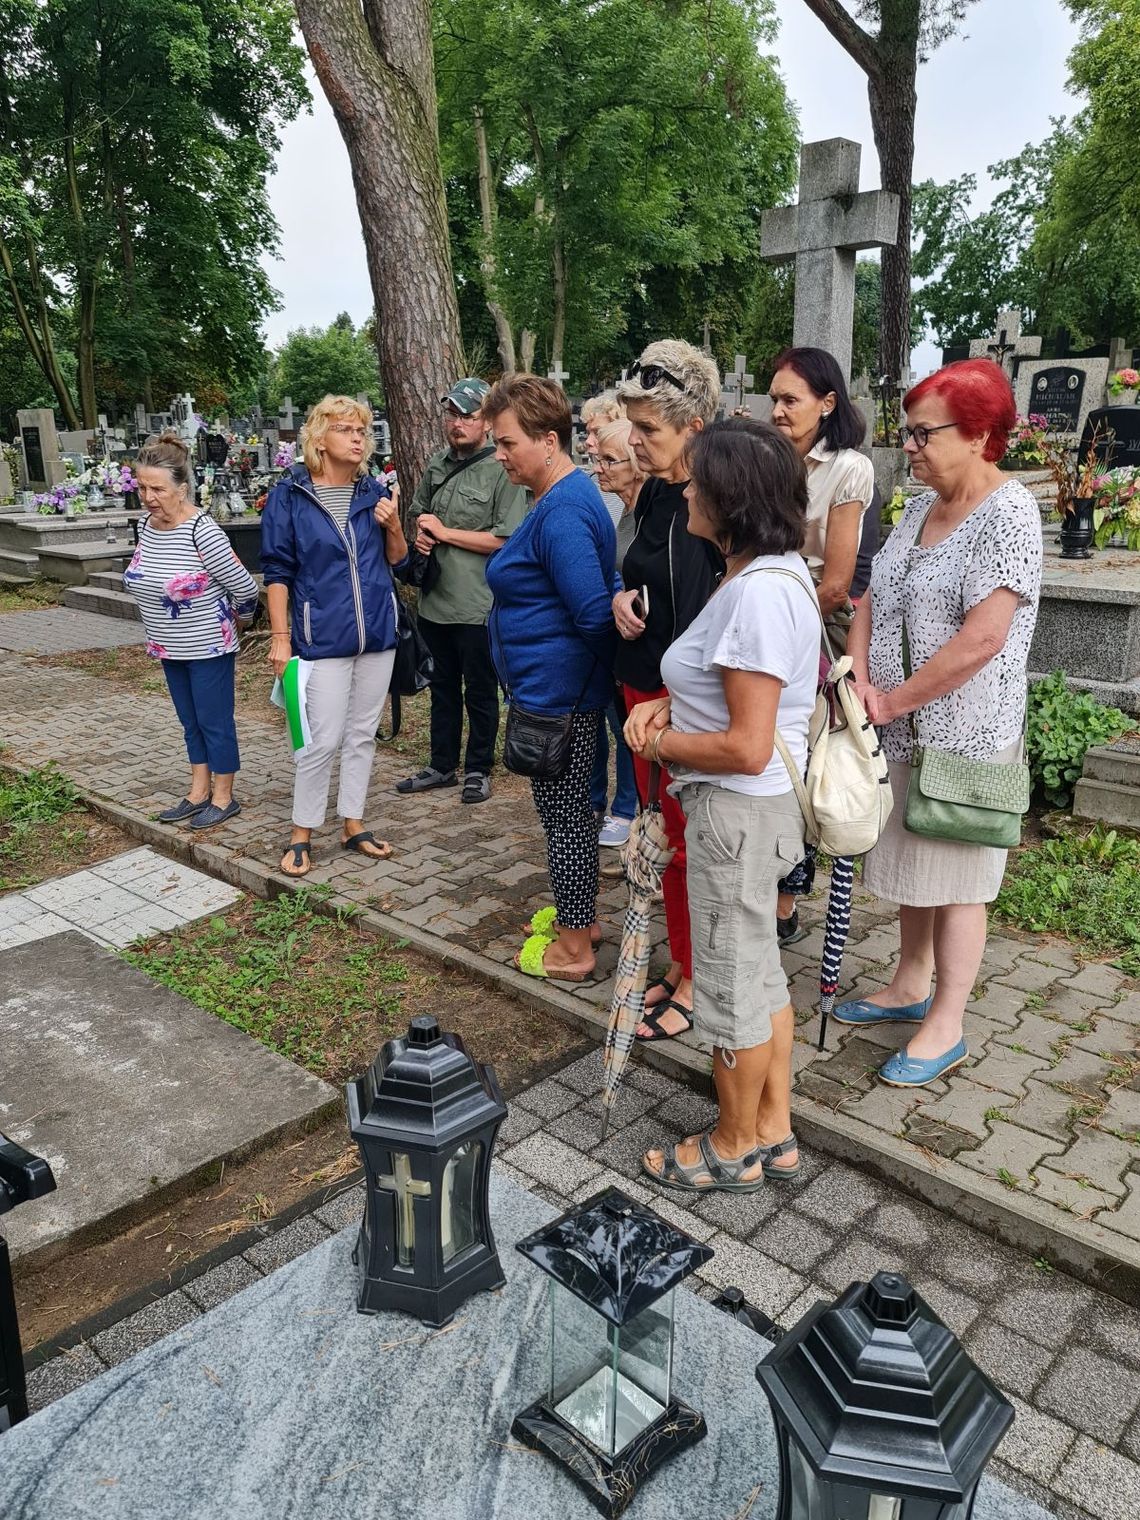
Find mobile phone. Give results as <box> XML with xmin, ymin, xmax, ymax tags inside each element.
<box><xmin>631</xmin><ymin>585</ymin><xmax>650</xmax><ymax>620</ymax></box>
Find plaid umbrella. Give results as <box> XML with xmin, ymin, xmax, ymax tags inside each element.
<box><xmin>817</xmin><ymin>854</ymin><xmax>856</xmax><ymax>1051</ymax></box>
<box><xmin>600</xmin><ymin>765</ymin><xmax>676</xmax><ymax>1140</ymax></box>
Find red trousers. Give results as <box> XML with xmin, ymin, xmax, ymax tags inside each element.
<box><xmin>622</xmin><ymin>682</ymin><xmax>692</xmax><ymax>979</ymax></box>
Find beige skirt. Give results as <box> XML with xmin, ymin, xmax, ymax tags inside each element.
<box><xmin>861</xmin><ymin>743</ymin><xmax>1019</xmax><ymax>908</ymax></box>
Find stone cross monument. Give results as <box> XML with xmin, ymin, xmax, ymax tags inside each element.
<box><xmin>760</xmin><ymin>139</ymin><xmax>900</xmax><ymax>381</ymax></box>
<box><xmin>968</xmin><ymin>309</ymin><xmax>1041</xmax><ymax>379</ymax></box>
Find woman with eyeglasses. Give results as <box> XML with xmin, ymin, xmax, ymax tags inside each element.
<box><xmin>612</xmin><ymin>339</ymin><xmax>724</xmax><ymax>1041</ymax></box>
<box><xmin>261</xmin><ymin>394</ymin><xmax>409</xmax><ymax>878</ymax></box>
<box><xmin>767</xmin><ymin>346</ymin><xmax>876</xmax><ymax>944</ymax></box>
<box><xmin>839</xmin><ymin>358</ymin><xmax>1042</xmax><ymax>1088</ymax></box>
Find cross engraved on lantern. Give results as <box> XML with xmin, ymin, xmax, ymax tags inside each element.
<box><xmin>378</xmin><ymin>1153</ymin><xmax>432</xmax><ymax>1267</ymax></box>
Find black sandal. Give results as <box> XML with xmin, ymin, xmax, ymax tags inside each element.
<box><xmin>281</xmin><ymin>842</ymin><xmax>311</xmax><ymax>877</ymax></box>
<box><xmin>342</xmin><ymin>831</ymin><xmax>392</xmax><ymax>859</ymax></box>
<box><xmin>635</xmin><ymin>999</ymin><xmax>694</xmax><ymax>1043</ymax></box>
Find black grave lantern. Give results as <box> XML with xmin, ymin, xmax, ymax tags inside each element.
<box><xmin>347</xmin><ymin>1015</ymin><xmax>506</xmax><ymax>1327</ymax></box>
<box><xmin>512</xmin><ymin>1187</ymin><xmax>713</xmax><ymax>1518</ymax></box>
<box><xmin>1</xmin><ymin>1135</ymin><xmax>57</xmax><ymax>1432</ymax></box>
<box><xmin>757</xmin><ymin>1270</ymin><xmax>1013</xmax><ymax>1520</ymax></box>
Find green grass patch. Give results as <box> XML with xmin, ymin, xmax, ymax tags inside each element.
<box><xmin>0</xmin><ymin>765</ymin><xmax>87</xmax><ymax>890</ymax></box>
<box><xmin>994</xmin><ymin>826</ymin><xmax>1140</xmax><ymax>977</ymax></box>
<box><xmin>123</xmin><ymin>889</ymin><xmax>413</xmax><ymax>1080</ymax></box>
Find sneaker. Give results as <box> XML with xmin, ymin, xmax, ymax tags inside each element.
<box><xmin>395</xmin><ymin>767</ymin><xmax>457</xmax><ymax>794</ymax></box>
<box><xmin>776</xmin><ymin>908</ymin><xmax>808</xmax><ymax>946</ymax></box>
<box><xmin>461</xmin><ymin>772</ymin><xmax>491</xmax><ymax>804</ymax></box>
<box><xmin>598</xmin><ymin>813</ymin><xmax>633</xmax><ymax>847</ymax></box>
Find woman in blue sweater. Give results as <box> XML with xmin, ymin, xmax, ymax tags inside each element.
<box><xmin>484</xmin><ymin>375</ymin><xmax>617</xmax><ymax>981</ymax></box>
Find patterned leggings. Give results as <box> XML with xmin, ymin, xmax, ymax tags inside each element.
<box><xmin>530</xmin><ymin>711</ymin><xmax>600</xmax><ymax>931</ymax></box>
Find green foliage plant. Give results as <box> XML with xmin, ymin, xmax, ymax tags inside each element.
<box><xmin>1026</xmin><ymin>672</ymin><xmax>1134</xmax><ymax>807</ymax></box>
<box><xmin>994</xmin><ymin>825</ymin><xmax>1140</xmax><ymax>976</ymax></box>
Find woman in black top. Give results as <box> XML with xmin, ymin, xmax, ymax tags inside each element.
<box><xmin>613</xmin><ymin>338</ymin><xmax>723</xmax><ymax>1040</ymax></box>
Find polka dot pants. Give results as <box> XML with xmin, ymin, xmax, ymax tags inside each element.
<box><xmin>530</xmin><ymin>710</ymin><xmax>601</xmax><ymax>931</ymax></box>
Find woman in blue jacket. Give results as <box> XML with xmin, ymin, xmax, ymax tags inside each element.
<box><xmin>484</xmin><ymin>374</ymin><xmax>617</xmax><ymax>982</ymax></box>
<box><xmin>261</xmin><ymin>395</ymin><xmax>408</xmax><ymax>877</ymax></box>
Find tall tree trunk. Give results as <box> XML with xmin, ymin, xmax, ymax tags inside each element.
<box><xmin>63</xmin><ymin>110</ymin><xmax>99</xmax><ymax>427</ymax></box>
<box><xmin>294</xmin><ymin>0</ymin><xmax>465</xmax><ymax>490</ymax></box>
<box><xmin>551</xmin><ymin>219</ymin><xmax>567</xmax><ymax>378</ymax></box>
<box><xmin>473</xmin><ymin>105</ymin><xmax>516</xmax><ymax>372</ymax></box>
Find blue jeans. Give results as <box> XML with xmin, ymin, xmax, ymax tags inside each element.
<box><xmin>162</xmin><ymin>655</ymin><xmax>240</xmax><ymax>773</ymax></box>
<box><xmin>589</xmin><ymin>701</ymin><xmax>638</xmax><ymax>818</ymax></box>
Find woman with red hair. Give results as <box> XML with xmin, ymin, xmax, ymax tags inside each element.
<box><xmin>838</xmin><ymin>358</ymin><xmax>1042</xmax><ymax>1087</ymax></box>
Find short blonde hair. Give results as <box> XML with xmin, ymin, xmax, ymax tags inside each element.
<box><xmin>595</xmin><ymin>418</ymin><xmax>642</xmax><ymax>474</ymax></box>
<box><xmin>300</xmin><ymin>395</ymin><xmax>372</xmax><ymax>477</ymax></box>
<box><xmin>616</xmin><ymin>339</ymin><xmax>721</xmax><ymax>428</ymax></box>
<box><xmin>580</xmin><ymin>391</ymin><xmax>624</xmax><ymax>428</ymax></box>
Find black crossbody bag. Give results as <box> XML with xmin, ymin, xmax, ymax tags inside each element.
<box><xmin>398</xmin><ymin>447</ymin><xmax>496</xmax><ymax>594</ymax></box>
<box><xmin>492</xmin><ymin>618</ymin><xmax>597</xmax><ymax>779</ymax></box>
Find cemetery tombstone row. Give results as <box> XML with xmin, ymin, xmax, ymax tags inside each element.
<box><xmin>1080</xmin><ymin>404</ymin><xmax>1140</xmax><ymax>472</ymax></box>
<box><xmin>1015</xmin><ymin>357</ymin><xmax>1109</xmax><ymax>441</ymax></box>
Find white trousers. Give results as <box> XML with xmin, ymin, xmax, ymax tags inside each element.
<box><xmin>292</xmin><ymin>651</ymin><xmax>395</xmax><ymax>828</ymax></box>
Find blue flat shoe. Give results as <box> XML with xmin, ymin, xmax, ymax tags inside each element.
<box><xmin>831</xmin><ymin>994</ymin><xmax>933</xmax><ymax>1026</ymax></box>
<box><xmin>188</xmin><ymin>799</ymin><xmax>241</xmax><ymax>831</ymax></box>
<box><xmin>878</xmin><ymin>1039</ymin><xmax>968</xmax><ymax>1088</ymax></box>
<box><xmin>158</xmin><ymin>797</ymin><xmax>209</xmax><ymax>823</ymax></box>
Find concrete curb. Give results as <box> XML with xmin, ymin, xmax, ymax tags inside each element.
<box><xmin>64</xmin><ymin>783</ymin><xmax>1140</xmax><ymax>1307</ymax></box>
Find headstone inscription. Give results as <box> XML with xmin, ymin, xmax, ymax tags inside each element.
<box><xmin>16</xmin><ymin>408</ymin><xmax>67</xmax><ymax>492</ymax></box>
<box><xmin>1015</xmin><ymin>357</ymin><xmax>1108</xmax><ymax>440</ymax></box>
<box><xmin>202</xmin><ymin>433</ymin><xmax>230</xmax><ymax>468</ymax></box>
<box><xmin>760</xmin><ymin>138</ymin><xmax>901</xmax><ymax>380</ymax></box>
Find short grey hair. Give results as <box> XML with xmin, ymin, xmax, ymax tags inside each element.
<box><xmin>616</xmin><ymin>338</ymin><xmax>721</xmax><ymax>428</ymax></box>
<box><xmin>580</xmin><ymin>391</ymin><xmax>624</xmax><ymax>427</ymax></box>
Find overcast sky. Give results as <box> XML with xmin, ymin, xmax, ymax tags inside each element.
<box><xmin>262</xmin><ymin>1</ymin><xmax>1082</xmax><ymax>373</ymax></box>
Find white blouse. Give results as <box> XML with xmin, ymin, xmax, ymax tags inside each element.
<box><xmin>868</xmin><ymin>480</ymin><xmax>1043</xmax><ymax>762</ymax></box>
<box><xmin>803</xmin><ymin>442</ymin><xmax>875</xmax><ymax>575</ymax></box>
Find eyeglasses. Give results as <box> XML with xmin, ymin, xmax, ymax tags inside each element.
<box><xmin>328</xmin><ymin>425</ymin><xmax>369</xmax><ymax>438</ymax></box>
<box><xmin>598</xmin><ymin>455</ymin><xmax>630</xmax><ymax>469</ymax></box>
<box><xmin>629</xmin><ymin>360</ymin><xmax>685</xmax><ymax>393</ymax></box>
<box><xmin>900</xmin><ymin>422</ymin><xmax>959</xmax><ymax>449</ymax></box>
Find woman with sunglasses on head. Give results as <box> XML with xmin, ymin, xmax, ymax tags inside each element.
<box><xmin>840</xmin><ymin>359</ymin><xmax>1042</xmax><ymax>1089</ymax></box>
<box><xmin>612</xmin><ymin>339</ymin><xmax>724</xmax><ymax>1041</ymax></box>
<box><xmin>261</xmin><ymin>394</ymin><xmax>409</xmax><ymax>879</ymax></box>
<box><xmin>767</xmin><ymin>346</ymin><xmax>876</xmax><ymax>944</ymax></box>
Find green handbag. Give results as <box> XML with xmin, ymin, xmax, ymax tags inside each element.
<box><xmin>901</xmin><ymin>623</ymin><xmax>1030</xmax><ymax>848</ymax></box>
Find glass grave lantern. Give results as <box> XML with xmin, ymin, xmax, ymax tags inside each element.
<box><xmin>512</xmin><ymin>1186</ymin><xmax>714</xmax><ymax>1519</ymax></box>
<box><xmin>347</xmin><ymin>1014</ymin><xmax>506</xmax><ymax>1328</ymax></box>
<box><xmin>757</xmin><ymin>1270</ymin><xmax>1013</xmax><ymax>1520</ymax></box>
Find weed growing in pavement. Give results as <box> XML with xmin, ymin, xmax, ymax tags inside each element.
<box><xmin>996</xmin><ymin>1168</ymin><xmax>1019</xmax><ymax>1189</ymax></box>
<box><xmin>0</xmin><ymin>764</ymin><xmax>87</xmax><ymax>889</ymax></box>
<box><xmin>983</xmin><ymin>1107</ymin><xmax>1008</xmax><ymax>1123</ymax></box>
<box><xmin>1033</xmin><ymin>1256</ymin><xmax>1055</xmax><ymax>1274</ymax></box>
<box><xmin>124</xmin><ymin>888</ymin><xmax>412</xmax><ymax>1080</ymax></box>
<box><xmin>994</xmin><ymin>827</ymin><xmax>1140</xmax><ymax>976</ymax></box>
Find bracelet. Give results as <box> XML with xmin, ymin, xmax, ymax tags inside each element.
<box><xmin>270</xmin><ymin>631</ymin><xmax>290</xmax><ymax>640</ymax></box>
<box><xmin>649</xmin><ymin>727</ymin><xmax>671</xmax><ymax>764</ymax></box>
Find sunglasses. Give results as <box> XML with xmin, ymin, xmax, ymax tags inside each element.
<box><xmin>629</xmin><ymin>360</ymin><xmax>685</xmax><ymax>393</ymax></box>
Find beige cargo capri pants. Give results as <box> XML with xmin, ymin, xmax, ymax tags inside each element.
<box><xmin>678</xmin><ymin>782</ymin><xmax>805</xmax><ymax>1051</ymax></box>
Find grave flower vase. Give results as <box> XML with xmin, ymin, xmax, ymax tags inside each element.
<box><xmin>512</xmin><ymin>1187</ymin><xmax>713</xmax><ymax>1519</ymax></box>
<box><xmin>757</xmin><ymin>1271</ymin><xmax>1013</xmax><ymax>1520</ymax></box>
<box><xmin>1060</xmin><ymin>495</ymin><xmax>1095</xmax><ymax>560</ymax></box>
<box><xmin>347</xmin><ymin>1015</ymin><xmax>506</xmax><ymax>1328</ymax></box>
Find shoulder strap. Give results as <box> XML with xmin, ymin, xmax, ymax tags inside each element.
<box><xmin>428</xmin><ymin>447</ymin><xmax>495</xmax><ymax>505</ymax></box>
<box><xmin>751</xmin><ymin>565</ymin><xmax>838</xmax><ymax>668</ymax></box>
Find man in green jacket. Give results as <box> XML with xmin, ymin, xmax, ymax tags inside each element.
<box><xmin>396</xmin><ymin>378</ymin><xmax>529</xmax><ymax>804</ymax></box>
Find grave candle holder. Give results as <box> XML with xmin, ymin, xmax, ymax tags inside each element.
<box><xmin>1059</xmin><ymin>495</ymin><xmax>1095</xmax><ymax>560</ymax></box>
<box><xmin>347</xmin><ymin>1015</ymin><xmax>506</xmax><ymax>1328</ymax></box>
<box><xmin>1</xmin><ymin>1135</ymin><xmax>57</xmax><ymax>1432</ymax></box>
<box><xmin>757</xmin><ymin>1270</ymin><xmax>1013</xmax><ymax>1520</ymax></box>
<box><xmin>512</xmin><ymin>1187</ymin><xmax>713</xmax><ymax>1518</ymax></box>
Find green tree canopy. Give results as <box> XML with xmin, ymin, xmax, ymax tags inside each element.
<box><xmin>435</xmin><ymin>0</ymin><xmax>798</xmax><ymax>382</ymax></box>
<box><xmin>0</xmin><ymin>0</ymin><xmax>307</xmax><ymax>427</ymax></box>
<box><xmin>269</xmin><ymin>317</ymin><xmax>383</xmax><ymax>413</ymax></box>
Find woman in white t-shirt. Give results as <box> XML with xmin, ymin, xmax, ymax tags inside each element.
<box><xmin>624</xmin><ymin>418</ymin><xmax>820</xmax><ymax>1194</ymax></box>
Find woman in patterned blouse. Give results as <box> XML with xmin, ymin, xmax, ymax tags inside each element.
<box><xmin>840</xmin><ymin>359</ymin><xmax>1043</xmax><ymax>1088</ymax></box>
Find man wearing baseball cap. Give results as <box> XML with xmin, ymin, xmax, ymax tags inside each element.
<box><xmin>395</xmin><ymin>378</ymin><xmax>529</xmax><ymax>803</ymax></box>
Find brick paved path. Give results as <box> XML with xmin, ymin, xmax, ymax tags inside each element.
<box><xmin>0</xmin><ymin>607</ymin><xmax>144</xmax><ymax>653</ymax></box>
<box><xmin>2</xmin><ymin>649</ymin><xmax>1138</xmax><ymax>1290</ymax></box>
<box><xmin>23</xmin><ymin>1054</ymin><xmax>1140</xmax><ymax>1520</ymax></box>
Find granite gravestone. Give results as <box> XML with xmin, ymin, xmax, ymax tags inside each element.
<box><xmin>16</xmin><ymin>409</ymin><xmax>67</xmax><ymax>492</ymax></box>
<box><xmin>1079</xmin><ymin>405</ymin><xmax>1140</xmax><ymax>471</ymax></box>
<box><xmin>760</xmin><ymin>138</ymin><xmax>900</xmax><ymax>380</ymax></box>
<box><xmin>0</xmin><ymin>453</ymin><xmax>13</xmax><ymax>504</ymax></box>
<box><xmin>719</xmin><ymin>354</ymin><xmax>771</xmax><ymax>421</ymax></box>
<box><xmin>1015</xmin><ymin>357</ymin><xmax>1108</xmax><ymax>439</ymax></box>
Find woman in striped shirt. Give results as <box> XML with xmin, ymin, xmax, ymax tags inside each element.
<box><xmin>124</xmin><ymin>432</ymin><xmax>259</xmax><ymax>829</ymax></box>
